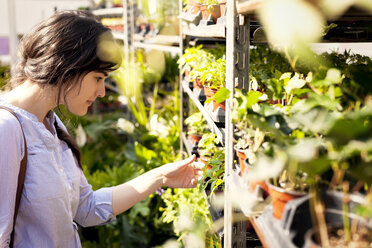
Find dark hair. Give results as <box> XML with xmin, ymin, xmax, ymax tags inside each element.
<box><xmin>12</xmin><ymin>10</ymin><xmax>122</xmax><ymax>169</ymax></box>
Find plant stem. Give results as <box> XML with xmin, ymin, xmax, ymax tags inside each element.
<box><xmin>310</xmin><ymin>181</ymin><xmax>329</xmax><ymax>247</ymax></box>
<box><xmin>287</xmin><ymin>94</ymin><xmax>294</xmax><ymax>106</ymax></box>
<box><xmin>342</xmin><ymin>182</ymin><xmax>351</xmax><ymax>243</ymax></box>
<box><xmin>284</xmin><ymin>47</ymin><xmax>298</xmax><ymax>73</ymax></box>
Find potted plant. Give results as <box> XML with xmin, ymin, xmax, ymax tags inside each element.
<box><xmin>201</xmin><ymin>148</ymin><xmax>225</xmax><ymax>198</ymax></box>
<box><xmin>184</xmin><ymin>112</ymin><xmax>208</xmax><ymax>145</ymax></box>
<box><xmin>197</xmin><ymin>133</ymin><xmax>221</xmax><ymax>167</ymax></box>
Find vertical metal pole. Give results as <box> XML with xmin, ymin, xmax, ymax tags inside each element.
<box><xmin>8</xmin><ymin>0</ymin><xmax>18</xmax><ymax>74</ymax></box>
<box><xmin>123</xmin><ymin>0</ymin><xmax>129</xmax><ymax>68</ymax></box>
<box><xmin>224</xmin><ymin>0</ymin><xmax>235</xmax><ymax>247</ymax></box>
<box><xmin>179</xmin><ymin>0</ymin><xmax>185</xmax><ymax>158</ymax></box>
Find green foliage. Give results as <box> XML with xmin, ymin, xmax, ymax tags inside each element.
<box><xmin>184</xmin><ymin>112</ymin><xmax>208</xmax><ymax>135</ymax></box>
<box><xmin>202</xmin><ymin>149</ymin><xmax>225</xmax><ymax>198</ymax></box>
<box><xmin>198</xmin><ymin>133</ymin><xmax>221</xmax><ymax>157</ymax></box>
<box><xmin>67</xmin><ymin>109</ymin><xmax>180</xmax><ymax>248</ymax></box>
<box><xmin>0</xmin><ymin>63</ymin><xmax>10</xmax><ymax>91</ymax></box>
<box><xmin>161</xmin><ymin>188</ymin><xmax>221</xmax><ymax>247</ymax></box>
<box><xmin>235</xmin><ymin>45</ymin><xmax>372</xmax><ymax>197</ymax></box>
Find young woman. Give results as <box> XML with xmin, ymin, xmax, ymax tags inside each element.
<box><xmin>0</xmin><ymin>10</ymin><xmax>201</xmax><ymax>247</ymax></box>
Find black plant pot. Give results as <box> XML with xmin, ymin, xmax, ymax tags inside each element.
<box><xmin>273</xmin><ymin>190</ymin><xmax>368</xmax><ymax>248</ymax></box>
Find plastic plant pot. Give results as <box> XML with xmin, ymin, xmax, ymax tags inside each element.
<box><xmin>267</xmin><ymin>182</ymin><xmax>306</xmax><ymax>220</ymax></box>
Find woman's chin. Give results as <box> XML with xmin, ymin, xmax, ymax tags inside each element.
<box><xmin>69</xmin><ymin>108</ymin><xmax>88</xmax><ymax>116</ymax></box>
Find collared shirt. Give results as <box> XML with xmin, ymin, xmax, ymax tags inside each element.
<box><xmin>0</xmin><ymin>99</ymin><xmax>116</xmax><ymax>248</ymax></box>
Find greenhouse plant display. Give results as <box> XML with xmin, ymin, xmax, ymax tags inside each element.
<box><xmin>236</xmin><ymin>45</ymin><xmax>372</xmax><ymax>246</ymax></box>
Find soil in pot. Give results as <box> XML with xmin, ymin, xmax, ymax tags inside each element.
<box><xmin>305</xmin><ymin>225</ymin><xmax>372</xmax><ymax>248</ymax></box>
<box><xmin>267</xmin><ymin>182</ymin><xmax>307</xmax><ymax>220</ymax></box>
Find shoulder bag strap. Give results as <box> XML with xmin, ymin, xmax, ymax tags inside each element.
<box><xmin>0</xmin><ymin>106</ymin><xmax>28</xmax><ymax>248</ymax></box>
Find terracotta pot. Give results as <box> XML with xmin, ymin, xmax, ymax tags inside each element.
<box><xmin>218</xmin><ymin>0</ymin><xmax>226</xmax><ymax>16</ymax></box>
<box><xmin>267</xmin><ymin>182</ymin><xmax>306</xmax><ymax>220</ymax></box>
<box><xmin>220</xmin><ymin>1</ymin><xmax>226</xmax><ymax>16</ymax></box>
<box><xmin>234</xmin><ymin>147</ymin><xmax>247</xmax><ymax>174</ymax></box>
<box><xmin>189</xmin><ymin>133</ymin><xmax>202</xmax><ymax>144</ymax></box>
<box><xmin>199</xmin><ymin>155</ymin><xmax>212</xmax><ymax>170</ymax></box>
<box><xmin>187</xmin><ymin>0</ymin><xmax>202</xmax><ymax>14</ymax></box>
<box><xmin>200</xmin><ymin>4</ymin><xmax>221</xmax><ymax>24</ymax></box>
<box><xmin>212</xmin><ymin>99</ymin><xmax>225</xmax><ymax>111</ymax></box>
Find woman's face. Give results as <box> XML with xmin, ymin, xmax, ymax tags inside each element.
<box><xmin>64</xmin><ymin>71</ymin><xmax>107</xmax><ymax>116</ymax></box>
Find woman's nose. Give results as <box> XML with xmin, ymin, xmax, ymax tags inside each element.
<box><xmin>97</xmin><ymin>81</ymin><xmax>106</xmax><ymax>98</ymax></box>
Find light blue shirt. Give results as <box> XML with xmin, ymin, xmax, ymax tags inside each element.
<box><xmin>0</xmin><ymin>99</ymin><xmax>116</xmax><ymax>248</ymax></box>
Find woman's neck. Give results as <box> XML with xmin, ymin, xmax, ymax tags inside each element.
<box><xmin>4</xmin><ymin>80</ymin><xmax>58</xmax><ymax>122</ymax></box>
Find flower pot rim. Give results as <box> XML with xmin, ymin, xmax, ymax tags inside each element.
<box><xmin>233</xmin><ymin>145</ymin><xmax>248</xmax><ymax>152</ymax></box>
<box><xmin>267</xmin><ymin>181</ymin><xmax>307</xmax><ymax>196</ymax></box>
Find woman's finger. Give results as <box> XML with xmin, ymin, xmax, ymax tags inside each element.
<box><xmin>174</xmin><ymin>154</ymin><xmax>196</xmax><ymax>166</ymax></box>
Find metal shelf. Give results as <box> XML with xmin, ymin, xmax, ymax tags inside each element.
<box><xmin>182</xmin><ymin>80</ymin><xmax>225</xmax><ymax>146</ymax></box>
<box><xmin>133</xmin><ymin>42</ymin><xmax>181</xmax><ymax>53</ymax></box>
<box><xmin>181</xmin><ymin>132</ymin><xmax>193</xmax><ymax>156</ymax></box>
<box><xmin>92</xmin><ymin>8</ymin><xmax>123</xmax><ymax>16</ymax></box>
<box><xmin>183</xmin><ymin>23</ymin><xmax>226</xmax><ymax>38</ymax></box>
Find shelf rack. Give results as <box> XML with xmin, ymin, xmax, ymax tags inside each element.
<box><xmin>93</xmin><ymin>1</ymin><xmax>371</xmax><ymax>248</ymax></box>
<box><xmin>182</xmin><ymin>80</ymin><xmax>225</xmax><ymax>145</ymax></box>
<box><xmin>178</xmin><ymin>1</ymin><xmax>372</xmax><ymax>248</ymax></box>
<box><xmin>179</xmin><ymin>1</ymin><xmax>250</xmax><ymax>247</ymax></box>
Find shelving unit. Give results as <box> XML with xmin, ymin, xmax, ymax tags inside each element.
<box><xmin>179</xmin><ymin>1</ymin><xmax>372</xmax><ymax>248</ymax></box>
<box><xmin>179</xmin><ymin>1</ymin><xmax>250</xmax><ymax>247</ymax></box>
<box><xmin>233</xmin><ymin>3</ymin><xmax>372</xmax><ymax>248</ymax></box>
<box><xmin>94</xmin><ymin>1</ymin><xmax>371</xmax><ymax>247</ymax></box>
<box><xmin>93</xmin><ymin>4</ymin><xmax>182</xmax><ymax>54</ymax></box>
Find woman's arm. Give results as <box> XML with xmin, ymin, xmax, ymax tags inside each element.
<box><xmin>112</xmin><ymin>155</ymin><xmax>201</xmax><ymax>215</ymax></box>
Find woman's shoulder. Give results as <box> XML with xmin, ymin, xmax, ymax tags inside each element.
<box><xmin>0</xmin><ymin>108</ymin><xmax>23</xmax><ymax>131</ymax></box>
<box><xmin>0</xmin><ymin>108</ymin><xmax>24</xmax><ymax>156</ymax></box>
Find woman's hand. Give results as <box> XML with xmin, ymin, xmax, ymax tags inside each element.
<box><xmin>158</xmin><ymin>155</ymin><xmax>204</xmax><ymax>188</ymax></box>
<box><xmin>112</xmin><ymin>155</ymin><xmax>204</xmax><ymax>215</ymax></box>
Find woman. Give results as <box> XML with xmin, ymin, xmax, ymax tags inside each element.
<box><xmin>0</xmin><ymin>10</ymin><xmax>201</xmax><ymax>247</ymax></box>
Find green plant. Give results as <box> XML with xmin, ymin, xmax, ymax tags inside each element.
<box><xmin>201</xmin><ymin>149</ymin><xmax>225</xmax><ymax>198</ymax></box>
<box><xmin>161</xmin><ymin>188</ymin><xmax>221</xmax><ymax>247</ymax></box>
<box><xmin>237</xmin><ymin>44</ymin><xmax>372</xmax><ymax>245</ymax></box>
<box><xmin>197</xmin><ymin>133</ymin><xmax>221</xmax><ymax>157</ymax></box>
<box><xmin>0</xmin><ymin>63</ymin><xmax>10</xmax><ymax>91</ymax></box>
<box><xmin>184</xmin><ymin>112</ymin><xmax>208</xmax><ymax>135</ymax></box>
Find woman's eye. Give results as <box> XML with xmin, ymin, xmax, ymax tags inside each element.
<box><xmin>96</xmin><ymin>77</ymin><xmax>103</xmax><ymax>82</ymax></box>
